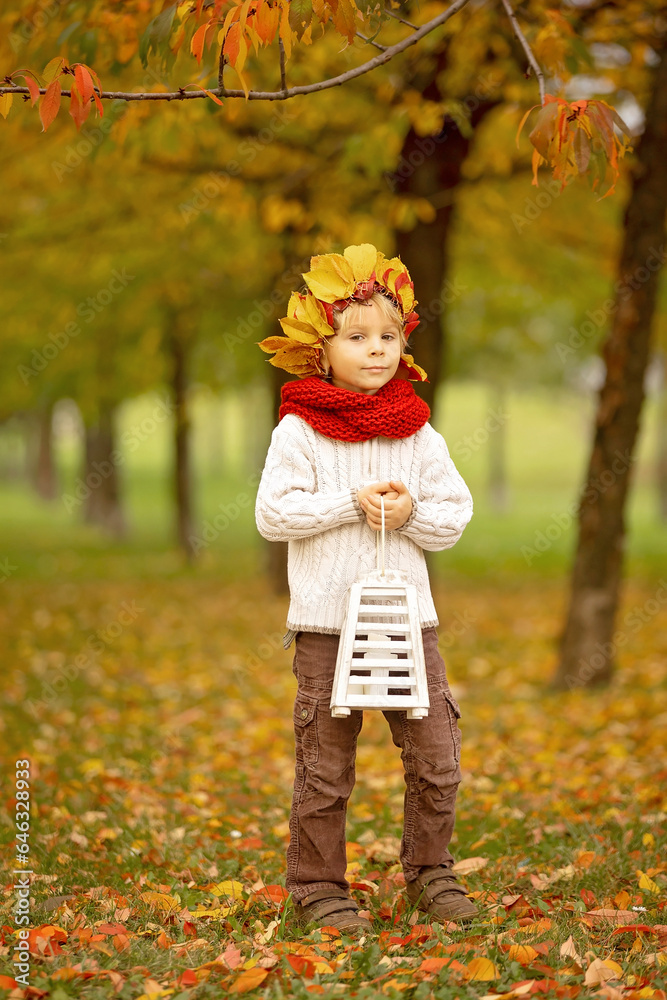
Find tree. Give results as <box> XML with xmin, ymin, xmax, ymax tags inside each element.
<box><xmin>553</xmin><ymin>28</ymin><xmax>667</xmax><ymax>690</ymax></box>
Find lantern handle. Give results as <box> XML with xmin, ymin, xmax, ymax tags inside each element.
<box><xmin>375</xmin><ymin>494</ymin><xmax>386</xmax><ymax>577</ymax></box>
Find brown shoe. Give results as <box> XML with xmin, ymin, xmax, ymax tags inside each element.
<box><xmin>292</xmin><ymin>887</ymin><xmax>372</xmax><ymax>935</ymax></box>
<box><xmin>405</xmin><ymin>865</ymin><xmax>479</xmax><ymax>923</ymax></box>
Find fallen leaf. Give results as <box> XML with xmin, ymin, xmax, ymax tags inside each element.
<box><xmin>560</xmin><ymin>934</ymin><xmax>584</xmax><ymax>966</ymax></box>
<box><xmin>465</xmin><ymin>956</ymin><xmax>498</xmax><ymax>981</ymax></box>
<box><xmin>584</xmin><ymin>957</ymin><xmax>623</xmax><ymax>986</ymax></box>
<box><xmin>228</xmin><ymin>967</ymin><xmax>269</xmax><ymax>993</ymax></box>
<box><xmin>452</xmin><ymin>856</ymin><xmax>489</xmax><ymax>874</ymax></box>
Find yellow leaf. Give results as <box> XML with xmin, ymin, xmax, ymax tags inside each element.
<box><xmin>465</xmin><ymin>956</ymin><xmax>498</xmax><ymax>981</ymax></box>
<box><xmin>209</xmin><ymin>880</ymin><xmax>244</xmax><ymax>899</ymax></box>
<box><xmin>0</xmin><ymin>93</ymin><xmax>13</xmax><ymax>119</ymax></box>
<box><xmin>642</xmin><ymin>833</ymin><xmax>655</xmax><ymax>849</ymax></box>
<box><xmin>298</xmin><ymin>295</ymin><xmax>332</xmax><ymax>338</ymax></box>
<box><xmin>279</xmin><ymin>317</ymin><xmax>321</xmax><ymax>344</ymax></box>
<box><xmin>42</xmin><ymin>56</ymin><xmax>66</xmax><ymax>83</ymax></box>
<box><xmin>139</xmin><ymin>891</ymin><xmax>181</xmax><ymax>913</ymax></box>
<box><xmin>637</xmin><ymin>870</ymin><xmax>661</xmax><ymax>894</ymax></box>
<box><xmin>343</xmin><ymin>244</ymin><xmax>379</xmax><ymax>282</ymax></box>
<box><xmin>303</xmin><ymin>257</ymin><xmax>355</xmax><ymax>301</ymax></box>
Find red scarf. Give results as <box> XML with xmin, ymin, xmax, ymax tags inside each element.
<box><xmin>279</xmin><ymin>377</ymin><xmax>430</xmax><ymax>442</ymax></box>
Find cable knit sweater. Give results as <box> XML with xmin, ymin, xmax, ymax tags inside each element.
<box><xmin>255</xmin><ymin>414</ymin><xmax>473</xmax><ymax>641</ymax></box>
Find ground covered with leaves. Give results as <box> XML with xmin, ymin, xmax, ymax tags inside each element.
<box><xmin>2</xmin><ymin>571</ymin><xmax>666</xmax><ymax>999</ymax></box>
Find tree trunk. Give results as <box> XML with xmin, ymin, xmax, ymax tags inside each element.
<box><xmin>393</xmin><ymin>94</ymin><xmax>499</xmax><ymax>416</ymax></box>
<box><xmin>167</xmin><ymin>321</ymin><xmax>195</xmax><ymax>562</ymax></box>
<box><xmin>33</xmin><ymin>401</ymin><xmax>58</xmax><ymax>500</ymax></box>
<box><xmin>553</xmin><ymin>39</ymin><xmax>667</xmax><ymax>690</ymax></box>
<box><xmin>82</xmin><ymin>401</ymin><xmax>126</xmax><ymax>537</ymax></box>
<box><xmin>656</xmin><ymin>351</ymin><xmax>667</xmax><ymax>521</ymax></box>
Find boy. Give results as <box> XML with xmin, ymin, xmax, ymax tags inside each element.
<box><xmin>255</xmin><ymin>244</ymin><xmax>476</xmax><ymax>933</ymax></box>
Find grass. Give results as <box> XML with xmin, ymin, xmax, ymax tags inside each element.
<box><xmin>0</xmin><ymin>382</ymin><xmax>666</xmax><ymax>998</ymax></box>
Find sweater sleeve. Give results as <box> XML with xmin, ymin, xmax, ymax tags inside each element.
<box><xmin>255</xmin><ymin>416</ymin><xmax>364</xmax><ymax>542</ymax></box>
<box><xmin>396</xmin><ymin>423</ymin><xmax>473</xmax><ymax>551</ymax></box>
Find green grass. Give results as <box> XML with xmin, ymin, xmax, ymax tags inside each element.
<box><xmin>0</xmin><ymin>381</ymin><xmax>665</xmax><ymax>585</ymax></box>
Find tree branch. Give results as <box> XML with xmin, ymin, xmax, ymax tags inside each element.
<box><xmin>0</xmin><ymin>0</ymin><xmax>472</xmax><ymax>104</ymax></box>
<box><xmin>279</xmin><ymin>38</ymin><xmax>287</xmax><ymax>94</ymax></box>
<box><xmin>499</xmin><ymin>0</ymin><xmax>546</xmax><ymax>105</ymax></box>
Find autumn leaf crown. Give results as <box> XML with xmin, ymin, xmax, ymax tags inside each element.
<box><xmin>258</xmin><ymin>243</ymin><xmax>427</xmax><ymax>381</ymax></box>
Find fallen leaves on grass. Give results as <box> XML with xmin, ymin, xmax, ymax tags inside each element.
<box><xmin>2</xmin><ymin>576</ymin><xmax>665</xmax><ymax>999</ymax></box>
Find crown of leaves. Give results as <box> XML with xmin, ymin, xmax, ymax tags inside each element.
<box><xmin>258</xmin><ymin>243</ymin><xmax>427</xmax><ymax>381</ymax></box>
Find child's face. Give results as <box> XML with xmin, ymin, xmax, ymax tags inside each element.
<box><xmin>323</xmin><ymin>300</ymin><xmax>402</xmax><ymax>394</ymax></box>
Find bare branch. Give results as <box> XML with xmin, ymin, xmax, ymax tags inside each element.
<box><xmin>499</xmin><ymin>0</ymin><xmax>546</xmax><ymax>105</ymax></box>
<box><xmin>279</xmin><ymin>38</ymin><xmax>287</xmax><ymax>94</ymax></box>
<box><xmin>356</xmin><ymin>32</ymin><xmax>387</xmax><ymax>52</ymax></box>
<box><xmin>217</xmin><ymin>34</ymin><xmax>228</xmax><ymax>96</ymax></box>
<box><xmin>0</xmin><ymin>0</ymin><xmax>472</xmax><ymax>104</ymax></box>
<box><xmin>384</xmin><ymin>8</ymin><xmax>418</xmax><ymax>30</ymax></box>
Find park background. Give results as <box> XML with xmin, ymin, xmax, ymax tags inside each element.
<box><xmin>1</xmin><ymin>1</ymin><xmax>666</xmax><ymax>998</ymax></box>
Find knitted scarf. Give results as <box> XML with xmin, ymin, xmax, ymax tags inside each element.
<box><xmin>279</xmin><ymin>376</ymin><xmax>430</xmax><ymax>442</ymax></box>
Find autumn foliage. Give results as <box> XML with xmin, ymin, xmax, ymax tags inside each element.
<box><xmin>517</xmin><ymin>94</ymin><xmax>634</xmax><ymax>199</ymax></box>
<box><xmin>0</xmin><ymin>0</ymin><xmax>635</xmax><ymax>201</ymax></box>
<box><xmin>3</xmin><ymin>572</ymin><xmax>666</xmax><ymax>998</ymax></box>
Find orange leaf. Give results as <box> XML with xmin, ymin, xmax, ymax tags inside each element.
<box><xmin>191</xmin><ymin>22</ymin><xmax>212</xmax><ymax>65</ymax></box>
<box><xmin>224</xmin><ymin>22</ymin><xmax>242</xmax><ymax>66</ymax></box>
<box><xmin>229</xmin><ymin>967</ymin><xmax>269</xmax><ymax>993</ymax></box>
<box><xmin>11</xmin><ymin>70</ymin><xmax>40</xmax><ymax>106</ymax></box>
<box><xmin>74</xmin><ymin>63</ymin><xmax>94</xmax><ymax>104</ymax></box>
<box><xmin>508</xmin><ymin>945</ymin><xmax>539</xmax><ymax>964</ymax></box>
<box><xmin>79</xmin><ymin>63</ymin><xmax>104</xmax><ymax>116</ymax></box>
<box><xmin>68</xmin><ymin>82</ymin><xmax>91</xmax><ymax>131</ymax></box>
<box><xmin>287</xmin><ymin>955</ymin><xmax>317</xmax><ymax>977</ymax></box>
<box><xmin>40</xmin><ymin>77</ymin><xmax>62</xmax><ymax>132</ymax></box>
<box><xmin>178</xmin><ymin>969</ymin><xmax>200</xmax><ymax>986</ymax></box>
<box><xmin>255</xmin><ymin>1</ymin><xmax>280</xmax><ymax>44</ymax></box>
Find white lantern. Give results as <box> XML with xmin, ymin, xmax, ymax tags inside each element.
<box><xmin>330</xmin><ymin>497</ymin><xmax>429</xmax><ymax>719</ymax></box>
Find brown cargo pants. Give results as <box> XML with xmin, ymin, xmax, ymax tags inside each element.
<box><xmin>286</xmin><ymin>626</ymin><xmax>463</xmax><ymax>902</ymax></box>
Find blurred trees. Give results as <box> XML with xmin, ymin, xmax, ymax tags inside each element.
<box><xmin>1</xmin><ymin>1</ymin><xmax>666</xmax><ymax>687</ymax></box>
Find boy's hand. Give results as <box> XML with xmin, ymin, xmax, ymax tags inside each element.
<box><xmin>357</xmin><ymin>481</ymin><xmax>413</xmax><ymax>531</ymax></box>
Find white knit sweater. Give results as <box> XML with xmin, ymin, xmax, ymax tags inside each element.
<box><xmin>255</xmin><ymin>414</ymin><xmax>473</xmax><ymax>640</ymax></box>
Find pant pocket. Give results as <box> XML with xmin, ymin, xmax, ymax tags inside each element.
<box><xmin>442</xmin><ymin>690</ymin><xmax>462</xmax><ymax>764</ymax></box>
<box><xmin>294</xmin><ymin>694</ymin><xmax>319</xmax><ymax>767</ymax></box>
